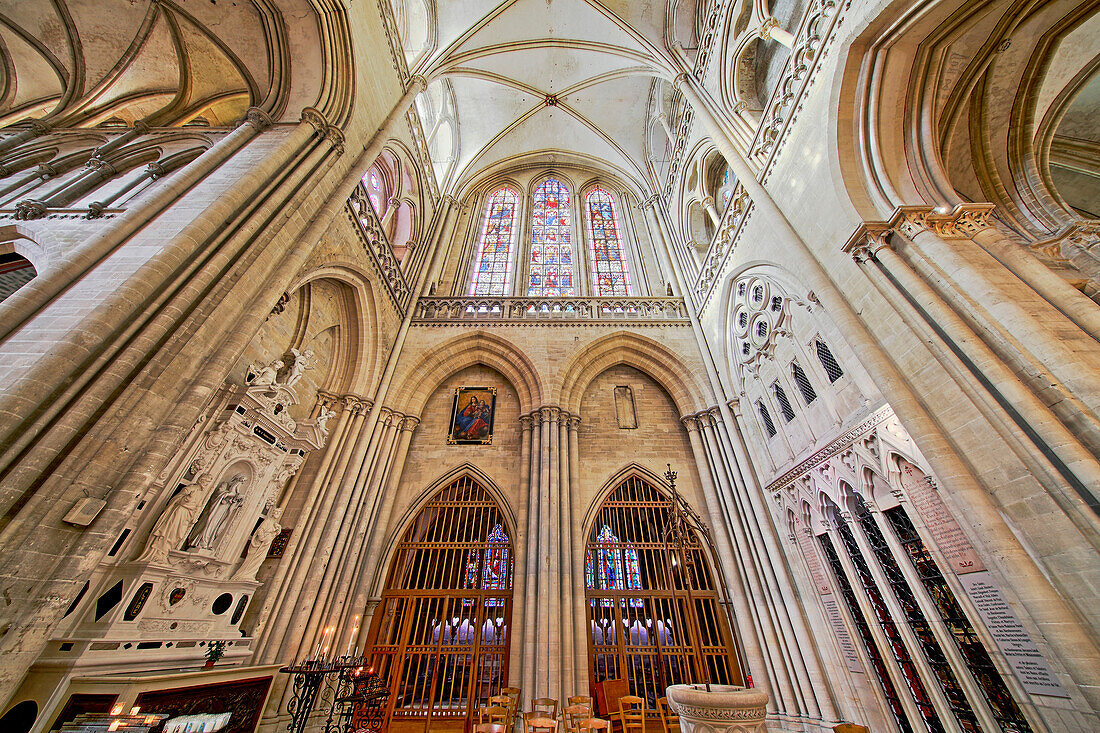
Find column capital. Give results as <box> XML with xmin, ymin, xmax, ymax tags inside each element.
<box><xmin>567</xmin><ymin>415</ymin><xmax>582</xmax><ymax>431</ymax></box>
<box><xmin>680</xmin><ymin>414</ymin><xmax>701</xmax><ymax>432</ymax></box>
<box><xmin>325</xmin><ymin>126</ymin><xmax>346</xmax><ymax>155</ymax></box>
<box><xmin>519</xmin><ymin>414</ymin><xmax>534</xmax><ymax>431</ymax></box>
<box><xmin>401</xmin><ymin>415</ymin><xmax>421</xmax><ymax>432</ymax></box>
<box><xmin>843</xmin><ymin>222</ymin><xmax>894</xmax><ymax>263</ymax></box>
<box><xmin>726</xmin><ymin>398</ymin><xmax>742</xmax><ymax>417</ymax></box>
<box><xmin>408</xmin><ymin>75</ymin><xmax>429</xmax><ymax>92</ymax></box>
<box><xmin>300</xmin><ymin>106</ymin><xmax>330</xmax><ymax>133</ymax></box>
<box><xmin>241</xmin><ymin>107</ymin><xmax>274</xmax><ymax>131</ymax></box>
<box><xmin>441</xmin><ymin>194</ymin><xmax>457</xmax><ymax>206</ymax></box>
<box><xmin>539</xmin><ymin>406</ymin><xmax>561</xmax><ymax>424</ymax></box>
<box><xmin>340</xmin><ymin>394</ymin><xmax>372</xmax><ymax>415</ymax></box>
<box><xmin>673</xmin><ymin>72</ymin><xmax>693</xmax><ymax>91</ymax></box>
<box><xmin>26</xmin><ymin>119</ymin><xmax>52</xmax><ymax>136</ymax></box>
<box><xmin>640</xmin><ymin>193</ymin><xmax>663</xmax><ymax>210</ymax></box>
<box><xmin>758</xmin><ymin>16</ymin><xmax>781</xmax><ymax>41</ymax></box>
<box><xmin>890</xmin><ymin>203</ymin><xmax>997</xmax><ymax>240</ymax></box>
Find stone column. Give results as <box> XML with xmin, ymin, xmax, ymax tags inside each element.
<box><xmin>510</xmin><ymin>414</ymin><xmax>533</xmax><ymax>686</ymax></box>
<box><xmin>0</xmin><ymin>118</ymin><xmax>50</xmax><ymax>156</ymax></box>
<box><xmin>423</xmin><ymin>195</ymin><xmax>457</xmax><ymax>294</ymax></box>
<box><xmin>893</xmin><ymin>205</ymin><xmax>1100</xmax><ymax>413</ymax></box>
<box><xmin>848</xmin><ymin>233</ymin><xmax>1100</xmax><ymax>500</ymax></box>
<box><xmin>567</xmin><ymin>415</ymin><xmax>587</xmax><ymax>693</ymax></box>
<box><xmin>681</xmin><ymin>415</ymin><xmax>783</xmax><ymax>710</ymax></box>
<box><xmin>655</xmin><ymin>112</ymin><xmax>676</xmax><ymax>143</ymax></box>
<box><xmin>639</xmin><ymin>195</ymin><xmax>674</xmax><ymax>291</ymax></box>
<box><xmin>537</xmin><ymin>406</ymin><xmax>560</xmax><ymax>699</ymax></box>
<box><xmin>970</xmin><ymin>224</ymin><xmax>1100</xmax><ymax>341</ymax></box>
<box><xmin>703</xmin><ymin>196</ymin><xmax>722</xmax><ymax>227</ymax></box>
<box><xmin>557</xmin><ymin>410</ymin><xmax>576</xmax><ymax>697</ymax></box>
<box><xmin>0</xmin><ymin>108</ymin><xmax>271</xmax><ymax>344</ymax></box>
<box><xmin>522</xmin><ymin>410</ymin><xmax>542</xmax><ymax>705</ymax></box>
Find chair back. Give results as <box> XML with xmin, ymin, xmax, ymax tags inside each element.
<box><xmin>567</xmin><ymin>696</ymin><xmax>593</xmax><ymax>708</ymax></box>
<box><xmin>502</xmin><ymin>688</ymin><xmax>521</xmax><ymax>721</ymax></box>
<box><xmin>618</xmin><ymin>695</ymin><xmax>646</xmax><ymax>733</ymax></box>
<box><xmin>656</xmin><ymin>698</ymin><xmax>680</xmax><ymax>733</ymax></box>
<box><xmin>578</xmin><ymin>718</ymin><xmax>611</xmax><ymax>733</ymax></box>
<box><xmin>563</xmin><ymin>703</ymin><xmax>592</xmax><ymax>733</ymax></box>
<box><xmin>532</xmin><ymin>697</ymin><xmax>559</xmax><ymax>721</ymax></box>
<box><xmin>480</xmin><ymin>705</ymin><xmax>511</xmax><ymax>725</ymax></box>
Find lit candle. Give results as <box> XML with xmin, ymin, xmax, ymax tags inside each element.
<box><xmin>346</xmin><ymin>616</ymin><xmax>359</xmax><ymax>657</ymax></box>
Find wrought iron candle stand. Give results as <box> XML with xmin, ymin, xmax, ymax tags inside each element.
<box><xmin>280</xmin><ymin>656</ymin><xmax>389</xmax><ymax>733</ymax></box>
<box><xmin>660</xmin><ymin>464</ymin><xmax>752</xmax><ymax>690</ymax></box>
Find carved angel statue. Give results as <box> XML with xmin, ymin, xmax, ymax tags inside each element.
<box><xmin>189</xmin><ymin>474</ymin><xmax>247</xmax><ymax>551</ymax></box>
<box><xmin>317</xmin><ymin>408</ymin><xmax>337</xmax><ymax>433</ymax></box>
<box><xmin>284</xmin><ymin>348</ymin><xmax>315</xmax><ymax>387</ymax></box>
<box><xmin>249</xmin><ymin>359</ymin><xmax>284</xmax><ymax>387</ymax></box>
<box><xmin>139</xmin><ymin>474</ymin><xmax>211</xmax><ymax>563</ymax></box>
<box><xmin>231</xmin><ymin>507</ymin><xmax>284</xmax><ymax>581</ymax></box>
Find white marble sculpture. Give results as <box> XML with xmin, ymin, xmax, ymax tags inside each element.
<box><xmin>284</xmin><ymin>348</ymin><xmax>315</xmax><ymax>387</ymax></box>
<box><xmin>250</xmin><ymin>359</ymin><xmax>283</xmax><ymax>387</ymax></box>
<box><xmin>231</xmin><ymin>507</ymin><xmax>284</xmax><ymax>580</ymax></box>
<box><xmin>190</xmin><ymin>474</ymin><xmax>247</xmax><ymax>551</ymax></box>
<box><xmin>139</xmin><ymin>474</ymin><xmax>211</xmax><ymax>563</ymax></box>
<box><xmin>317</xmin><ymin>408</ymin><xmax>337</xmax><ymax>434</ymax></box>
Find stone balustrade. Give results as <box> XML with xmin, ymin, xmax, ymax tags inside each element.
<box><xmin>412</xmin><ymin>296</ymin><xmax>691</xmax><ymax>324</ymax></box>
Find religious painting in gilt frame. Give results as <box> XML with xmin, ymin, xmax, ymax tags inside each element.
<box><xmin>448</xmin><ymin>387</ymin><xmax>496</xmax><ymax>445</ymax></box>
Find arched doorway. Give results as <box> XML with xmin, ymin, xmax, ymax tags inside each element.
<box><xmin>584</xmin><ymin>475</ymin><xmax>744</xmax><ymax>709</ymax></box>
<box><xmin>367</xmin><ymin>475</ymin><xmax>513</xmax><ymax>732</ymax></box>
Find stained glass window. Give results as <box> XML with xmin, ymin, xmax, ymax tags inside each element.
<box><xmin>483</xmin><ymin>524</ymin><xmax>510</xmax><ymax>607</ymax></box>
<box><xmin>528</xmin><ymin>178</ymin><xmax>574</xmax><ymax>297</ymax></box>
<box><xmin>470</xmin><ymin>186</ymin><xmax>519</xmax><ymax>296</ymax></box>
<box><xmin>586</xmin><ymin>525</ymin><xmax>642</xmax><ymax>607</ymax></box>
<box><xmin>721</xmin><ymin>169</ymin><xmax>733</xmax><ymax>208</ymax></box>
<box><xmin>586</xmin><ymin>187</ymin><xmax>631</xmax><ymax>296</ymax></box>
<box><xmin>366</xmin><ymin>170</ymin><xmax>384</xmax><ymax>215</ymax></box>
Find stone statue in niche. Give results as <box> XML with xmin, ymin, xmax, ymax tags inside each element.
<box><xmin>614</xmin><ymin>385</ymin><xmax>637</xmax><ymax>429</ymax></box>
<box><xmin>139</xmin><ymin>474</ymin><xmax>211</xmax><ymax>563</ymax></box>
<box><xmin>231</xmin><ymin>507</ymin><xmax>284</xmax><ymax>581</ymax></box>
<box><xmin>285</xmin><ymin>348</ymin><xmax>315</xmax><ymax>387</ymax></box>
<box><xmin>188</xmin><ymin>474</ymin><xmax>247</xmax><ymax>551</ymax></box>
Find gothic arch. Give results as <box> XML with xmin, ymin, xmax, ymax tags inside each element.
<box><xmin>557</xmin><ymin>331</ymin><xmax>708</xmax><ymax>416</ymax></box>
<box><xmin>389</xmin><ymin>331</ymin><xmax>544</xmax><ymax>415</ymax></box>
<box><xmin>579</xmin><ymin>463</ymin><xmax>676</xmax><ymax>533</ymax></box>
<box><xmin>286</xmin><ymin>263</ymin><xmax>383</xmax><ymax>396</ymax></box>
<box><xmin>366</xmin><ymin>462</ymin><xmax>519</xmax><ymax>599</ymax></box>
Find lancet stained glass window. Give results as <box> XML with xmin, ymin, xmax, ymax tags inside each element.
<box><xmin>585</xmin><ymin>525</ymin><xmax>642</xmax><ymax>608</ymax></box>
<box><xmin>470</xmin><ymin>186</ymin><xmax>519</xmax><ymax>296</ymax></box>
<box><xmin>528</xmin><ymin>178</ymin><xmax>575</xmax><ymax>296</ymax></box>
<box><xmin>586</xmin><ymin>187</ymin><xmax>631</xmax><ymax>296</ymax></box>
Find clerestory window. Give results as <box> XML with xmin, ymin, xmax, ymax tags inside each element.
<box><xmin>528</xmin><ymin>178</ymin><xmax>575</xmax><ymax>297</ymax></box>
<box><xmin>469</xmin><ymin>186</ymin><xmax>520</xmax><ymax>296</ymax></box>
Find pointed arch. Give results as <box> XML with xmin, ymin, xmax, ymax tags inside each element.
<box><xmin>557</xmin><ymin>331</ymin><xmax>708</xmax><ymax>415</ymax></box>
<box><xmin>389</xmin><ymin>331</ymin><xmax>544</xmax><ymax>415</ymax></box>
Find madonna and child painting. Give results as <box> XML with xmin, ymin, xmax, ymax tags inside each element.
<box><xmin>448</xmin><ymin>386</ymin><xmax>497</xmax><ymax>444</ymax></box>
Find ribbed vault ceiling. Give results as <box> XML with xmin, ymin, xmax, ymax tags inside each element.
<box><xmin>418</xmin><ymin>0</ymin><xmax>690</xmax><ymax>191</ymax></box>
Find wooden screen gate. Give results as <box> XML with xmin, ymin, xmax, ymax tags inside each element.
<box><xmin>584</xmin><ymin>476</ymin><xmax>743</xmax><ymax>709</ymax></box>
<box><xmin>366</xmin><ymin>476</ymin><xmax>513</xmax><ymax>733</ymax></box>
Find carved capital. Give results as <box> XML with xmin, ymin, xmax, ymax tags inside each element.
<box><xmin>242</xmin><ymin>107</ymin><xmax>274</xmax><ymax>131</ymax></box>
<box><xmin>519</xmin><ymin>414</ymin><xmax>534</xmax><ymax>431</ymax></box>
<box><xmin>401</xmin><ymin>415</ymin><xmax>421</xmax><ymax>432</ymax></box>
<box><xmin>843</xmin><ymin>222</ymin><xmax>893</xmax><ymax>263</ymax></box>
<box><xmin>673</xmin><ymin>72</ymin><xmax>693</xmax><ymax>91</ymax></box>
<box><xmin>325</xmin><ymin>126</ymin><xmax>346</xmax><ymax>155</ymax></box>
<box><xmin>27</xmin><ymin>119</ymin><xmax>52</xmax><ymax>136</ymax></box>
<box><xmin>732</xmin><ymin>100</ymin><xmax>749</xmax><ymax>115</ymax></box>
<box><xmin>680</xmin><ymin>414</ymin><xmax>700</xmax><ymax>432</ymax></box>
<box><xmin>300</xmin><ymin>107</ymin><xmax>329</xmax><ymax>133</ymax></box>
<box><xmin>540</xmin><ymin>406</ymin><xmax>560</xmax><ymax>425</ymax></box>
<box><xmin>13</xmin><ymin>199</ymin><xmax>46</xmax><ymax>220</ymax></box>
<box><xmin>758</xmin><ymin>16</ymin><xmax>781</xmax><ymax>40</ymax></box>
<box><xmin>889</xmin><ymin>203</ymin><xmax>997</xmax><ymax>241</ymax></box>
<box><xmin>408</xmin><ymin>75</ymin><xmax>429</xmax><ymax>92</ymax></box>
<box><xmin>568</xmin><ymin>415</ymin><xmax>582</xmax><ymax>431</ymax></box>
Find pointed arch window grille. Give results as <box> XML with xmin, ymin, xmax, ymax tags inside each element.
<box><xmin>586</xmin><ymin>525</ymin><xmax>642</xmax><ymax>607</ymax></box>
<box><xmin>470</xmin><ymin>186</ymin><xmax>519</xmax><ymax>296</ymax></box>
<box><xmin>528</xmin><ymin>178</ymin><xmax>575</xmax><ymax>296</ymax></box>
<box><xmin>584</xmin><ymin>476</ymin><xmax>743</xmax><ymax>710</ymax></box>
<box><xmin>366</xmin><ymin>476</ymin><xmax>513</xmax><ymax>730</ymax></box>
<box><xmin>816</xmin><ymin>340</ymin><xmax>844</xmax><ymax>383</ymax></box>
<box><xmin>585</xmin><ymin>187</ymin><xmax>631</xmax><ymax>296</ymax></box>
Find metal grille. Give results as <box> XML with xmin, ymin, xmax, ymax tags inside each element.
<box><xmin>791</xmin><ymin>361</ymin><xmax>817</xmax><ymax>405</ymax></box>
<box><xmin>756</xmin><ymin>400</ymin><xmax>777</xmax><ymax>437</ymax></box>
<box><xmin>584</xmin><ymin>476</ymin><xmax>742</xmax><ymax>709</ymax></box>
<box><xmin>773</xmin><ymin>382</ymin><xmax>795</xmax><ymax>422</ymax></box>
<box><xmin>367</xmin><ymin>476</ymin><xmax>513</xmax><ymax>731</ymax></box>
<box><xmin>815</xmin><ymin>340</ymin><xmax>844</xmax><ymax>383</ymax></box>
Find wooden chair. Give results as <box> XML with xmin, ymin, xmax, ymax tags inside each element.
<box><xmin>578</xmin><ymin>718</ymin><xmax>611</xmax><ymax>733</ymax></box>
<box><xmin>523</xmin><ymin>710</ymin><xmax>558</xmax><ymax>733</ymax></box>
<box><xmin>567</xmin><ymin>695</ymin><xmax>593</xmax><ymax>708</ymax></box>
<box><xmin>656</xmin><ymin>698</ymin><xmax>679</xmax><ymax>733</ymax></box>
<box><xmin>532</xmin><ymin>697</ymin><xmax>559</xmax><ymax>721</ymax></box>
<box><xmin>502</xmin><ymin>687</ymin><xmax>522</xmax><ymax>723</ymax></box>
<box><xmin>563</xmin><ymin>703</ymin><xmax>592</xmax><ymax>733</ymax></box>
<box><xmin>617</xmin><ymin>695</ymin><xmax>645</xmax><ymax>733</ymax></box>
<box><xmin>489</xmin><ymin>695</ymin><xmax>512</xmax><ymax>713</ymax></box>
<box><xmin>480</xmin><ymin>705</ymin><xmax>511</xmax><ymax>726</ymax></box>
